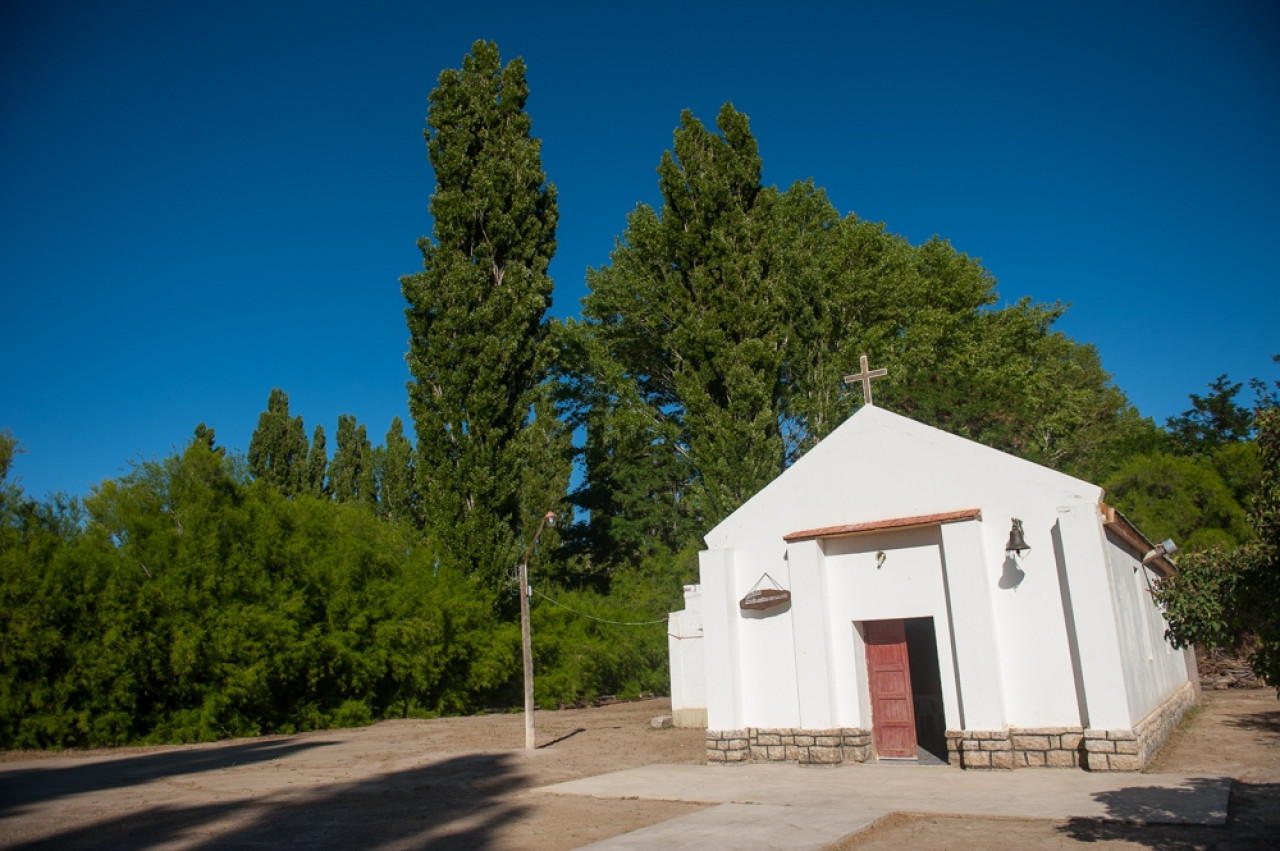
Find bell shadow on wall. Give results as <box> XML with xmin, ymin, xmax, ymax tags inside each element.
<box><xmin>999</xmin><ymin>554</ymin><xmax>1026</xmax><ymax>590</ymax></box>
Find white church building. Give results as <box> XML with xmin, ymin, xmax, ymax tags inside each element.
<box><xmin>667</xmin><ymin>404</ymin><xmax>1197</xmax><ymax>771</ymax></box>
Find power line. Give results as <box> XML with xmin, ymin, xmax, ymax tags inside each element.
<box><xmin>532</xmin><ymin>588</ymin><xmax>668</xmax><ymax>626</ymax></box>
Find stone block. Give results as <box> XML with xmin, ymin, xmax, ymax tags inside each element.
<box><xmin>815</xmin><ymin>736</ymin><xmax>841</xmax><ymax>747</ymax></box>
<box><xmin>1046</xmin><ymin>750</ymin><xmax>1078</xmax><ymax>768</ymax></box>
<box><xmin>707</xmin><ymin>750</ymin><xmax>725</xmax><ymax>762</ymax></box>
<box><xmin>843</xmin><ymin>746</ymin><xmax>872</xmax><ymax>764</ymax></box>
<box><xmin>794</xmin><ymin>735</ymin><xmax>815</xmax><ymax>747</ymax></box>
<box><xmin>805</xmin><ymin>746</ymin><xmax>843</xmax><ymax>765</ymax></box>
<box><xmin>1108</xmin><ymin>753</ymin><xmax>1140</xmax><ymax>771</ymax></box>
<box><xmin>766</xmin><ymin>745</ymin><xmax>786</xmax><ymax>761</ymax></box>
<box><xmin>785</xmin><ymin>745</ymin><xmax>802</xmax><ymax>762</ymax></box>
<box><xmin>980</xmin><ymin>738</ymin><xmax>1012</xmax><ymax>751</ymax></box>
<box><xmin>990</xmin><ymin>750</ymin><xmax>1015</xmax><ymax>769</ymax></box>
<box><xmin>1060</xmin><ymin>733</ymin><xmax>1084</xmax><ymax>750</ymax></box>
<box><xmin>1114</xmin><ymin>739</ymin><xmax>1139</xmax><ymax>755</ymax></box>
<box><xmin>1084</xmin><ymin>738</ymin><xmax>1115</xmax><ymax>753</ymax></box>
<box><xmin>963</xmin><ymin>750</ymin><xmax>991</xmax><ymax>768</ymax></box>
<box><xmin>756</xmin><ymin>734</ymin><xmax>782</xmax><ymax>747</ymax></box>
<box><xmin>1107</xmin><ymin>729</ymin><xmax>1136</xmax><ymax>741</ymax></box>
<box><xmin>1011</xmin><ymin>735</ymin><xmax>1051</xmax><ymax>751</ymax></box>
<box><xmin>727</xmin><ymin>738</ymin><xmax>749</xmax><ymax>750</ymax></box>
<box><xmin>1022</xmin><ymin>751</ymin><xmax>1046</xmax><ymax>766</ymax></box>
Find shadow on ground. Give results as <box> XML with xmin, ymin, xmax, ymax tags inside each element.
<box><xmin>1225</xmin><ymin>708</ymin><xmax>1280</xmax><ymax>734</ymax></box>
<box><xmin>5</xmin><ymin>751</ymin><xmax>532</xmax><ymax>850</ymax></box>
<box><xmin>1057</xmin><ymin>780</ymin><xmax>1280</xmax><ymax>849</ymax></box>
<box><xmin>0</xmin><ymin>739</ymin><xmax>338</xmax><ymax>815</ymax></box>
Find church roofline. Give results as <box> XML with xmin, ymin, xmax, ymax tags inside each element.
<box><xmin>1100</xmin><ymin>503</ymin><xmax>1177</xmax><ymax>576</ymax></box>
<box><xmin>783</xmin><ymin>508</ymin><xmax>982</xmax><ymax>542</ymax></box>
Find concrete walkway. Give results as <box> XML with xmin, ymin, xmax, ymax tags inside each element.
<box><xmin>538</xmin><ymin>763</ymin><xmax>1232</xmax><ymax>850</ymax></box>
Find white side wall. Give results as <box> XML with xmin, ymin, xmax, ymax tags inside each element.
<box><xmin>667</xmin><ymin>584</ymin><xmax>706</xmax><ymax>725</ymax></box>
<box><xmin>1102</xmin><ymin>531</ymin><xmax>1194</xmax><ymax>724</ymax></box>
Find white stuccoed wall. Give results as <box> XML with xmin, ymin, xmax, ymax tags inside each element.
<box><xmin>677</xmin><ymin>405</ymin><xmax>1191</xmax><ymax>736</ymax></box>
<box><xmin>667</xmin><ymin>584</ymin><xmax>706</xmax><ymax>726</ymax></box>
<box><xmin>1102</xmin><ymin>532</ymin><xmax>1196</xmax><ymax>724</ymax></box>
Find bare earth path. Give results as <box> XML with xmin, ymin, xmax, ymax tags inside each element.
<box><xmin>836</xmin><ymin>687</ymin><xmax>1280</xmax><ymax>850</ymax></box>
<box><xmin>0</xmin><ymin>700</ymin><xmax>707</xmax><ymax>849</ymax></box>
<box><xmin>2</xmin><ymin>689</ymin><xmax>1278</xmax><ymax>849</ymax></box>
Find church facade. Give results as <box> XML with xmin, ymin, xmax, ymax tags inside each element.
<box><xmin>667</xmin><ymin>405</ymin><xmax>1197</xmax><ymax>770</ymax></box>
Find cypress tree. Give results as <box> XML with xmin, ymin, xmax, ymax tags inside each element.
<box><xmin>401</xmin><ymin>40</ymin><xmax>557</xmax><ymax>587</ymax></box>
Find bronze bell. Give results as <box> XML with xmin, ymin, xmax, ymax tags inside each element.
<box><xmin>1005</xmin><ymin>518</ymin><xmax>1029</xmax><ymax>556</ymax></box>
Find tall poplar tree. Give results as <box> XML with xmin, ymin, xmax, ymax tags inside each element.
<box><xmin>330</xmin><ymin>414</ymin><xmax>375</xmax><ymax>506</ymax></box>
<box><xmin>401</xmin><ymin>41</ymin><xmax>557</xmax><ymax>587</ymax></box>
<box><xmin>580</xmin><ymin>104</ymin><xmax>783</xmax><ymax>534</ymax></box>
<box><xmin>305</xmin><ymin>425</ymin><xmax>328</xmax><ymax>498</ymax></box>
<box><xmin>248</xmin><ymin>389</ymin><xmax>308</xmax><ymax>497</ymax></box>
<box><xmin>573</xmin><ymin>103</ymin><xmax>1144</xmax><ymax>560</ymax></box>
<box><xmin>380</xmin><ymin>417</ymin><xmax>416</xmax><ymax>523</ymax></box>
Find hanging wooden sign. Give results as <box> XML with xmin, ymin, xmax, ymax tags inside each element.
<box><xmin>740</xmin><ymin>587</ymin><xmax>791</xmax><ymax>611</ymax></box>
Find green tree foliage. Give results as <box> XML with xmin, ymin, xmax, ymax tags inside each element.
<box><xmin>380</xmin><ymin>417</ymin><xmax>416</xmax><ymax>523</ymax></box>
<box><xmin>1109</xmin><ymin>366</ymin><xmax>1278</xmax><ymax>552</ymax></box>
<box><xmin>580</xmin><ymin>105</ymin><xmax>785</xmax><ymax>537</ymax></box>
<box><xmin>571</xmin><ymin>104</ymin><xmax>1144</xmax><ymax>563</ymax></box>
<box><xmin>1104</xmin><ymin>452</ymin><xmax>1253</xmax><ymax>550</ymax></box>
<box><xmin>0</xmin><ymin>433</ymin><xmax>683</xmax><ymax>748</ymax></box>
<box><xmin>401</xmin><ymin>40</ymin><xmax>557</xmax><ymax>590</ymax></box>
<box><xmin>330</xmin><ymin>414</ymin><xmax>376</xmax><ymax>506</ymax></box>
<box><xmin>247</xmin><ymin>389</ymin><xmax>309</xmax><ymax>496</ymax></box>
<box><xmin>1157</xmin><ymin>408</ymin><xmax>1280</xmax><ymax>686</ymax></box>
<box><xmin>305</xmin><ymin>424</ymin><xmax>328</xmax><ymax>497</ymax></box>
<box><xmin>1166</xmin><ymin>374</ymin><xmax>1257</xmax><ymax>455</ymax></box>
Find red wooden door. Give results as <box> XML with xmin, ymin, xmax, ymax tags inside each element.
<box><xmin>864</xmin><ymin>619</ymin><xmax>918</xmax><ymax>759</ymax></box>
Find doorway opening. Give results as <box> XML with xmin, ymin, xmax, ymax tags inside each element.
<box><xmin>863</xmin><ymin>617</ymin><xmax>947</xmax><ymax>762</ymax></box>
<box><xmin>904</xmin><ymin>617</ymin><xmax>947</xmax><ymax>761</ymax></box>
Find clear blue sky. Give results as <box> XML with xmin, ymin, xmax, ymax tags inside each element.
<box><xmin>3</xmin><ymin>0</ymin><xmax>1277</xmax><ymax>499</ymax></box>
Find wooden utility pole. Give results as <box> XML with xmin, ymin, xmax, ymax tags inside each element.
<box><xmin>519</xmin><ymin>511</ymin><xmax>556</xmax><ymax>750</ymax></box>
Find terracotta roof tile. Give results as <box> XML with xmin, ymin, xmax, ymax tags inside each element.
<box><xmin>784</xmin><ymin>508</ymin><xmax>982</xmax><ymax>542</ymax></box>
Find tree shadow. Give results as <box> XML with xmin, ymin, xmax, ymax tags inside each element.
<box><xmin>0</xmin><ymin>738</ymin><xmax>338</xmax><ymax>815</ymax></box>
<box><xmin>1224</xmin><ymin>709</ymin><xmax>1280</xmax><ymax>734</ymax></box>
<box><xmin>7</xmin><ymin>752</ymin><xmax>531</xmax><ymax>850</ymax></box>
<box><xmin>1057</xmin><ymin>780</ymin><xmax>1280</xmax><ymax>848</ymax></box>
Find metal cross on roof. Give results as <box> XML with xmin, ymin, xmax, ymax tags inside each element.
<box><xmin>843</xmin><ymin>353</ymin><xmax>888</xmax><ymax>406</ymax></box>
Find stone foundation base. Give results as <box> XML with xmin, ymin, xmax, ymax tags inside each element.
<box><xmin>1083</xmin><ymin>680</ymin><xmax>1198</xmax><ymax>771</ymax></box>
<box><xmin>946</xmin><ymin>727</ymin><xmax>1084</xmax><ymax>769</ymax></box>
<box><xmin>947</xmin><ymin>681</ymin><xmax>1199</xmax><ymax>771</ymax></box>
<box><xmin>706</xmin><ymin>728</ymin><xmax>873</xmax><ymax>765</ymax></box>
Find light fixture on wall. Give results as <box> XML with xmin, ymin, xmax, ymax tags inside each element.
<box><xmin>1142</xmin><ymin>539</ymin><xmax>1177</xmax><ymax>565</ymax></box>
<box><xmin>875</xmin><ymin>551</ymin><xmax>887</xmax><ymax>568</ymax></box>
<box><xmin>1005</xmin><ymin>518</ymin><xmax>1030</xmax><ymax>558</ymax></box>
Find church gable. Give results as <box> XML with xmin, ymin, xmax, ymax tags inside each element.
<box><xmin>675</xmin><ymin>399</ymin><xmax>1197</xmax><ymax>773</ymax></box>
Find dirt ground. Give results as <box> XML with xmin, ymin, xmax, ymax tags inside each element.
<box><xmin>2</xmin><ymin>689</ymin><xmax>1278</xmax><ymax>850</ymax></box>
<box><xmin>838</xmin><ymin>687</ymin><xmax>1280</xmax><ymax>850</ymax></box>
